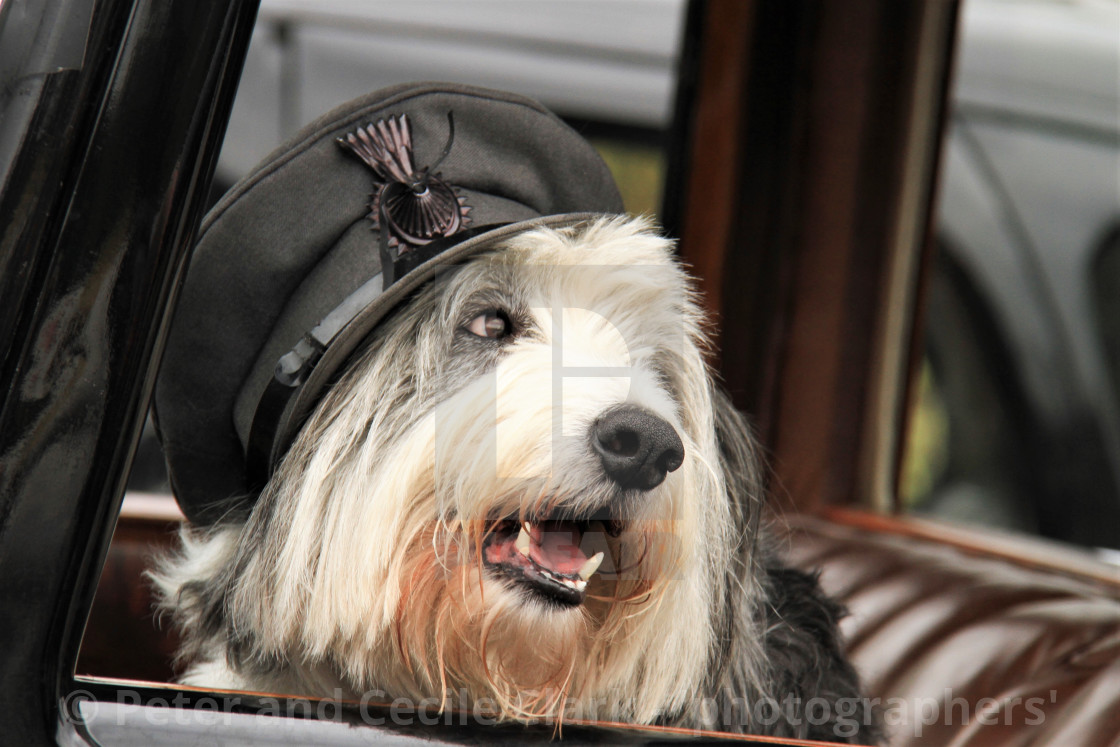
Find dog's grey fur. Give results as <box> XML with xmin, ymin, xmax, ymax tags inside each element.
<box><xmin>153</xmin><ymin>216</ymin><xmax>877</xmax><ymax>743</ymax></box>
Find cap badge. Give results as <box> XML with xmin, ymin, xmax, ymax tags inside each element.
<box><xmin>338</xmin><ymin>113</ymin><xmax>471</xmax><ymax>253</ymax></box>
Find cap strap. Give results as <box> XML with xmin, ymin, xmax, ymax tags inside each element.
<box><xmin>245</xmin><ymin>222</ymin><xmax>510</xmax><ymax>488</ymax></box>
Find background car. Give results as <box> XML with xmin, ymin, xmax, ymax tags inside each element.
<box><xmin>904</xmin><ymin>0</ymin><xmax>1120</xmax><ymax>555</ymax></box>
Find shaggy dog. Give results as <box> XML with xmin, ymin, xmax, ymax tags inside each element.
<box><xmin>154</xmin><ymin>215</ymin><xmax>875</xmax><ymax>742</ymax></box>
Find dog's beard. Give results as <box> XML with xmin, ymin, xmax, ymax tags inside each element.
<box><xmin>313</xmin><ymin>373</ymin><xmax>712</xmax><ymax>721</ymax></box>
<box><xmin>377</xmin><ymin>513</ymin><xmax>678</xmax><ymax>720</ymax></box>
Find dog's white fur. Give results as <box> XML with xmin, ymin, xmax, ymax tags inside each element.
<box><xmin>154</xmin><ymin>217</ymin><xmax>868</xmax><ymax>738</ymax></box>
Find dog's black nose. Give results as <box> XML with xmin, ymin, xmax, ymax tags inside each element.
<box><xmin>592</xmin><ymin>405</ymin><xmax>684</xmax><ymax>491</ymax></box>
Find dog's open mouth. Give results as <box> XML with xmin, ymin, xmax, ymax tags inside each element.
<box><xmin>482</xmin><ymin>518</ymin><xmax>622</xmax><ymax>606</ymax></box>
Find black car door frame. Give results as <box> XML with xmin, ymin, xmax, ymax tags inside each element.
<box><xmin>0</xmin><ymin>0</ymin><xmax>258</xmax><ymax>742</ymax></box>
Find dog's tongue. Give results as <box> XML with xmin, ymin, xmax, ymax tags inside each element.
<box><xmin>530</xmin><ymin>521</ymin><xmax>587</xmax><ymax>576</ymax></box>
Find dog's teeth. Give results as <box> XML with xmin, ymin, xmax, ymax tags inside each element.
<box><xmin>578</xmin><ymin>551</ymin><xmax>605</xmax><ymax>580</ymax></box>
<box><xmin>515</xmin><ymin>524</ymin><xmax>531</xmax><ymax>556</ymax></box>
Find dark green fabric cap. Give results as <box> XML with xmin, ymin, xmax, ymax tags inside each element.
<box><xmin>155</xmin><ymin>82</ymin><xmax>624</xmax><ymax>525</ymax></box>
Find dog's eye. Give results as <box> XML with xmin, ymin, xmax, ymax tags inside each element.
<box><xmin>466</xmin><ymin>310</ymin><xmax>513</xmax><ymax>340</ymax></box>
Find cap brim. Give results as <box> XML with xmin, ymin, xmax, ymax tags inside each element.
<box><xmin>268</xmin><ymin>212</ymin><xmax>605</xmax><ymax>467</ymax></box>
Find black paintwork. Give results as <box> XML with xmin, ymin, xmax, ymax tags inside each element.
<box><xmin>0</xmin><ymin>0</ymin><xmax>259</xmax><ymax>742</ymax></box>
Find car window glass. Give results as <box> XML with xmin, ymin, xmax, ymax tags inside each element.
<box><xmin>0</xmin><ymin>0</ymin><xmax>95</xmax><ymax>180</ymax></box>
<box><xmin>0</xmin><ymin>0</ymin><xmax>98</xmax><ymax>363</ymax></box>
<box><xmin>900</xmin><ymin>0</ymin><xmax>1120</xmax><ymax>556</ymax></box>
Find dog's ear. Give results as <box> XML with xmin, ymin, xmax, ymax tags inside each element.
<box><xmin>711</xmin><ymin>386</ymin><xmax>765</xmax><ymax>522</ymax></box>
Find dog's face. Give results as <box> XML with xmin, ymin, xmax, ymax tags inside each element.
<box><xmin>224</xmin><ymin>217</ymin><xmax>757</xmax><ymax>722</ymax></box>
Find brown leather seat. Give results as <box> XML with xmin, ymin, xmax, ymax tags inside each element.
<box><xmin>782</xmin><ymin>511</ymin><xmax>1120</xmax><ymax>746</ymax></box>
<box><xmin>80</xmin><ymin>500</ymin><xmax>1120</xmax><ymax>745</ymax></box>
